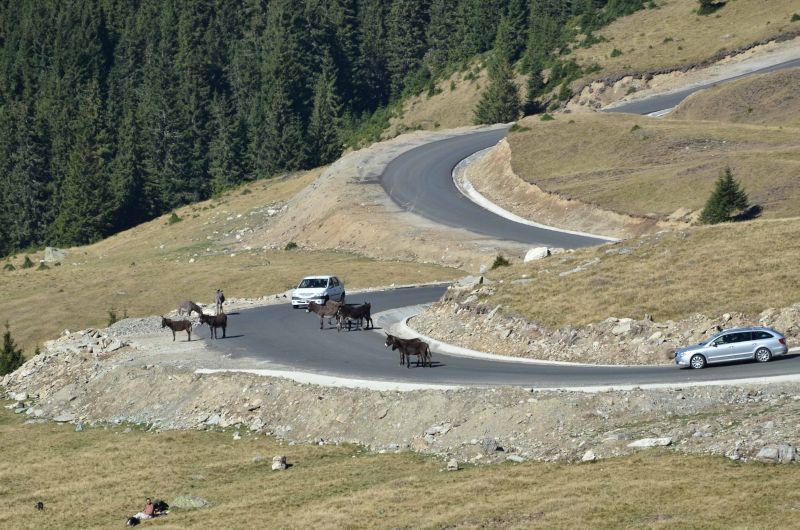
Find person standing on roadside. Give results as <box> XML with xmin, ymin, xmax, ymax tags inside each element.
<box><xmin>215</xmin><ymin>289</ymin><xmax>225</xmax><ymax>315</ymax></box>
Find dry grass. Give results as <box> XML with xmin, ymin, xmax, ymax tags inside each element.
<box><xmin>2</xmin><ymin>406</ymin><xmax>800</xmax><ymax>529</ymax></box>
<box><xmin>483</xmin><ymin>218</ymin><xmax>800</xmax><ymax>327</ymax></box>
<box><xmin>0</xmin><ymin>172</ymin><xmax>458</xmax><ymax>352</ymax></box>
<box><xmin>571</xmin><ymin>0</ymin><xmax>800</xmax><ymax>76</ymax></box>
<box><xmin>670</xmin><ymin>67</ymin><xmax>800</xmax><ymax>127</ymax></box>
<box><xmin>507</xmin><ymin>112</ymin><xmax>800</xmax><ymax>219</ymax></box>
<box><xmin>387</xmin><ymin>64</ymin><xmax>490</xmax><ymax>136</ymax></box>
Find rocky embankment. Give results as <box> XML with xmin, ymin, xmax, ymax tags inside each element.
<box><xmin>411</xmin><ymin>277</ymin><xmax>800</xmax><ymax>365</ymax></box>
<box><xmin>2</xmin><ymin>315</ymin><xmax>799</xmax><ymax>466</ymax></box>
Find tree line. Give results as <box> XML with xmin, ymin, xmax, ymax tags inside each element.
<box><xmin>0</xmin><ymin>0</ymin><xmax>645</xmax><ymax>256</ymax></box>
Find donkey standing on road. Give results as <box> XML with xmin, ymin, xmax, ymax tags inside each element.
<box><xmin>199</xmin><ymin>313</ymin><xmax>227</xmax><ymax>339</ymax></box>
<box><xmin>306</xmin><ymin>300</ymin><xmax>343</xmax><ymax>330</ymax></box>
<box><xmin>161</xmin><ymin>317</ymin><xmax>192</xmax><ymax>342</ymax></box>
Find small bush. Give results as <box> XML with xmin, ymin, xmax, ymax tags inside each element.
<box><xmin>662</xmin><ymin>37</ymin><xmax>674</xmax><ymax>43</ymax></box>
<box><xmin>630</xmin><ymin>124</ymin><xmax>641</xmax><ymax>132</ymax></box>
<box><xmin>36</xmin><ymin>262</ymin><xmax>49</xmax><ymax>271</ymax></box>
<box><xmin>697</xmin><ymin>0</ymin><xmax>725</xmax><ymax>16</ymax></box>
<box><xmin>1</xmin><ymin>322</ymin><xmax>25</xmax><ymax>375</ymax></box>
<box><xmin>626</xmin><ymin>86</ymin><xmax>637</xmax><ymax>95</ymax></box>
<box><xmin>21</xmin><ymin>256</ymin><xmax>34</xmax><ymax>269</ymax></box>
<box><xmin>491</xmin><ymin>255</ymin><xmax>511</xmax><ymax>270</ymax></box>
<box><xmin>3</xmin><ymin>263</ymin><xmax>14</xmax><ymax>271</ymax></box>
<box><xmin>792</xmin><ymin>13</ymin><xmax>800</xmax><ymax>22</ymax></box>
<box><xmin>540</xmin><ymin>113</ymin><xmax>555</xmax><ymax>121</ymax></box>
<box><xmin>284</xmin><ymin>242</ymin><xmax>298</xmax><ymax>251</ymax></box>
<box><xmin>610</xmin><ymin>48</ymin><xmax>623</xmax><ymax>57</ymax></box>
<box><xmin>509</xmin><ymin>123</ymin><xmax>531</xmax><ymax>133</ymax></box>
<box><xmin>241</xmin><ymin>188</ymin><xmax>252</xmax><ymax>195</ymax></box>
<box><xmin>167</xmin><ymin>212</ymin><xmax>183</xmax><ymax>225</ymax></box>
<box><xmin>450</xmin><ymin>80</ymin><xmax>456</xmax><ymax>91</ymax></box>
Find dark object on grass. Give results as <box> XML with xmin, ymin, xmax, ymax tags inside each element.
<box><xmin>35</xmin><ymin>501</ymin><xmax>44</xmax><ymax>511</ymax></box>
<box><xmin>126</xmin><ymin>516</ymin><xmax>140</xmax><ymax>526</ymax></box>
<box><xmin>153</xmin><ymin>499</ymin><xmax>169</xmax><ymax>513</ymax></box>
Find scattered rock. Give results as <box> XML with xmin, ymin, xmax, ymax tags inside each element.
<box><xmin>506</xmin><ymin>455</ymin><xmax>525</xmax><ymax>463</ymax></box>
<box><xmin>778</xmin><ymin>443</ymin><xmax>795</xmax><ymax>464</ymax></box>
<box><xmin>44</xmin><ymin>247</ymin><xmax>67</xmax><ymax>263</ymax></box>
<box><xmin>456</xmin><ymin>275</ymin><xmax>483</xmax><ymax>289</ymax></box>
<box><xmin>447</xmin><ymin>459</ymin><xmax>459</xmax><ymax>471</ymax></box>
<box><xmin>74</xmin><ymin>422</ymin><xmax>84</xmax><ymax>432</ymax></box>
<box><xmin>205</xmin><ymin>414</ymin><xmax>220</xmax><ymax>426</ymax></box>
<box><xmin>233</xmin><ymin>431</ymin><xmax>241</xmax><ymax>441</ymax></box>
<box><xmin>628</xmin><ymin>437</ymin><xmax>672</xmax><ymax>448</ymax></box>
<box><xmin>53</xmin><ymin>412</ymin><xmax>76</xmax><ymax>423</ymax></box>
<box><xmin>581</xmin><ymin>450</ymin><xmax>597</xmax><ymax>462</ymax></box>
<box><xmin>170</xmin><ymin>496</ymin><xmax>210</xmax><ymax>509</ymax></box>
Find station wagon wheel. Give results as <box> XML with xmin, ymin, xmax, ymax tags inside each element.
<box><xmin>755</xmin><ymin>347</ymin><xmax>772</xmax><ymax>363</ymax></box>
<box><xmin>690</xmin><ymin>354</ymin><xmax>706</xmax><ymax>369</ymax></box>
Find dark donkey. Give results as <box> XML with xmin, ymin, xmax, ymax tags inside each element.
<box><xmin>199</xmin><ymin>312</ymin><xmax>227</xmax><ymax>339</ymax></box>
<box><xmin>306</xmin><ymin>300</ymin><xmax>343</xmax><ymax>330</ymax></box>
<box><xmin>384</xmin><ymin>333</ymin><xmax>431</xmax><ymax>368</ymax></box>
<box><xmin>161</xmin><ymin>317</ymin><xmax>192</xmax><ymax>342</ymax></box>
<box><xmin>337</xmin><ymin>302</ymin><xmax>373</xmax><ymax>332</ymax></box>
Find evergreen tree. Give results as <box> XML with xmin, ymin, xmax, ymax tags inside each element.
<box><xmin>109</xmin><ymin>107</ymin><xmax>147</xmax><ymax>229</ymax></box>
<box><xmin>426</xmin><ymin>0</ymin><xmax>455</xmax><ymax>75</ymax></box>
<box><xmin>494</xmin><ymin>16</ymin><xmax>516</xmax><ymax>66</ymax></box>
<box><xmin>250</xmin><ymin>77</ymin><xmax>308</xmax><ymax>177</ymax></box>
<box><xmin>49</xmin><ymin>81</ymin><xmax>114</xmax><ymax>245</ymax></box>
<box><xmin>308</xmin><ymin>54</ymin><xmax>344</xmax><ymax>167</ymax></box>
<box><xmin>209</xmin><ymin>94</ymin><xmax>247</xmax><ymax>194</ymax></box>
<box><xmin>699</xmin><ymin>167</ymin><xmax>750</xmax><ymax>224</ymax></box>
<box><xmin>504</xmin><ymin>0</ymin><xmax>529</xmax><ymax>63</ymax></box>
<box><xmin>386</xmin><ymin>0</ymin><xmax>428</xmax><ymax>98</ymax></box>
<box><xmin>354</xmin><ymin>0</ymin><xmax>389</xmax><ymax>110</ymax></box>
<box><xmin>524</xmin><ymin>63</ymin><xmax>546</xmax><ymax>114</ymax></box>
<box><xmin>474</xmin><ymin>57</ymin><xmax>521</xmax><ymax>125</ymax></box>
<box><xmin>0</xmin><ymin>322</ymin><xmax>25</xmax><ymax>376</ymax></box>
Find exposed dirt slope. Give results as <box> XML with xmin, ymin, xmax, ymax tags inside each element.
<box><xmin>670</xmin><ymin>67</ymin><xmax>800</xmax><ymax>127</ymax></box>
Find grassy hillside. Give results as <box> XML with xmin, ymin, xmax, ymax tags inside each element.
<box><xmin>480</xmin><ymin>218</ymin><xmax>800</xmax><ymax>328</ymax></box>
<box><xmin>571</xmin><ymin>0</ymin><xmax>800</xmax><ymax>76</ymax></box>
<box><xmin>1</xmin><ymin>172</ymin><xmax>458</xmax><ymax>352</ymax></box>
<box><xmin>3</xmin><ymin>406</ymin><xmax>800</xmax><ymax>529</ymax></box>
<box><xmin>507</xmin><ymin>112</ymin><xmax>800</xmax><ymax>219</ymax></box>
<box><xmin>670</xmin><ymin>67</ymin><xmax>800</xmax><ymax>127</ymax></box>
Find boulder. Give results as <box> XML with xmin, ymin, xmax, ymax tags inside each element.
<box><xmin>581</xmin><ymin>450</ymin><xmax>597</xmax><ymax>462</ymax></box>
<box><xmin>272</xmin><ymin>455</ymin><xmax>287</xmax><ymax>471</ymax></box>
<box><xmin>611</xmin><ymin>319</ymin><xmax>634</xmax><ymax>335</ymax></box>
<box><xmin>506</xmin><ymin>455</ymin><xmax>525</xmax><ymax>463</ymax></box>
<box><xmin>44</xmin><ymin>247</ymin><xmax>67</xmax><ymax>263</ymax></box>
<box><xmin>170</xmin><ymin>496</ymin><xmax>210</xmax><ymax>509</ymax></box>
<box><xmin>456</xmin><ymin>275</ymin><xmax>483</xmax><ymax>289</ymax></box>
<box><xmin>53</xmin><ymin>412</ymin><xmax>76</xmax><ymax>423</ymax></box>
<box><xmin>627</xmin><ymin>437</ymin><xmax>672</xmax><ymax>448</ymax></box>
<box><xmin>756</xmin><ymin>446</ymin><xmax>780</xmax><ymax>463</ymax></box>
<box><xmin>778</xmin><ymin>443</ymin><xmax>795</xmax><ymax>464</ymax></box>
<box><xmin>524</xmin><ymin>247</ymin><xmax>551</xmax><ymax>262</ymax></box>
<box><xmin>447</xmin><ymin>459</ymin><xmax>459</xmax><ymax>471</ymax></box>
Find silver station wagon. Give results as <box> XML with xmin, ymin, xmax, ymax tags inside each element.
<box><xmin>675</xmin><ymin>326</ymin><xmax>788</xmax><ymax>369</ymax></box>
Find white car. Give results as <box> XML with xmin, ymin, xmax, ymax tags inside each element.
<box><xmin>291</xmin><ymin>275</ymin><xmax>345</xmax><ymax>309</ymax></box>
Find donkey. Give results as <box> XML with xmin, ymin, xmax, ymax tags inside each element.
<box><xmin>178</xmin><ymin>300</ymin><xmax>204</xmax><ymax>317</ymax></box>
<box><xmin>337</xmin><ymin>302</ymin><xmax>373</xmax><ymax>332</ymax></box>
<box><xmin>385</xmin><ymin>333</ymin><xmax>431</xmax><ymax>368</ymax></box>
<box><xmin>161</xmin><ymin>317</ymin><xmax>192</xmax><ymax>342</ymax></box>
<box><xmin>306</xmin><ymin>300</ymin><xmax>343</xmax><ymax>330</ymax></box>
<box><xmin>199</xmin><ymin>312</ymin><xmax>227</xmax><ymax>339</ymax></box>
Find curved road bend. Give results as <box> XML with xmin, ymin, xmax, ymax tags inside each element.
<box><xmin>207</xmin><ymin>286</ymin><xmax>800</xmax><ymax>387</ymax></box>
<box><xmin>607</xmin><ymin>57</ymin><xmax>800</xmax><ymax>115</ymax></box>
<box><xmin>381</xmin><ymin>128</ymin><xmax>607</xmax><ymax>249</ymax></box>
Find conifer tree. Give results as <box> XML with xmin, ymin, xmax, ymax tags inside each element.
<box><xmin>1</xmin><ymin>322</ymin><xmax>25</xmax><ymax>376</ymax></box>
<box><xmin>209</xmin><ymin>94</ymin><xmax>247</xmax><ymax>194</ymax></box>
<box><xmin>699</xmin><ymin>167</ymin><xmax>750</xmax><ymax>224</ymax></box>
<box><xmin>354</xmin><ymin>0</ymin><xmax>389</xmax><ymax>111</ymax></box>
<box><xmin>386</xmin><ymin>0</ymin><xmax>428</xmax><ymax>98</ymax></box>
<box><xmin>308</xmin><ymin>54</ymin><xmax>344</xmax><ymax>167</ymax></box>
<box><xmin>426</xmin><ymin>0</ymin><xmax>455</xmax><ymax>75</ymax></box>
<box><xmin>49</xmin><ymin>81</ymin><xmax>114</xmax><ymax>245</ymax></box>
<box><xmin>504</xmin><ymin>0</ymin><xmax>529</xmax><ymax>63</ymax></box>
<box><xmin>474</xmin><ymin>58</ymin><xmax>521</xmax><ymax>124</ymax></box>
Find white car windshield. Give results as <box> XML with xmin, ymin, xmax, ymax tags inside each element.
<box><xmin>298</xmin><ymin>278</ymin><xmax>328</xmax><ymax>289</ymax></box>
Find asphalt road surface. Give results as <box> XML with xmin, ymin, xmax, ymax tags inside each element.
<box><xmin>381</xmin><ymin>128</ymin><xmax>607</xmax><ymax>248</ymax></box>
<box><xmin>207</xmin><ymin>286</ymin><xmax>800</xmax><ymax>387</ymax></box>
<box><xmin>206</xmin><ymin>58</ymin><xmax>800</xmax><ymax>385</ymax></box>
<box><xmin>607</xmin><ymin>57</ymin><xmax>800</xmax><ymax>115</ymax></box>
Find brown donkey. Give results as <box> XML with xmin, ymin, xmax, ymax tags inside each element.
<box><xmin>161</xmin><ymin>317</ymin><xmax>192</xmax><ymax>341</ymax></box>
